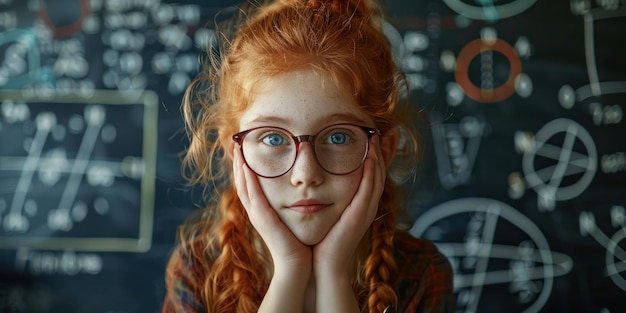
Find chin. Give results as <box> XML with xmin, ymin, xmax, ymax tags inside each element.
<box><xmin>294</xmin><ymin>231</ymin><xmax>327</xmax><ymax>246</ymax></box>
<box><xmin>299</xmin><ymin>237</ymin><xmax>323</xmax><ymax>246</ymax></box>
<box><xmin>283</xmin><ymin>216</ymin><xmax>337</xmax><ymax>246</ymax></box>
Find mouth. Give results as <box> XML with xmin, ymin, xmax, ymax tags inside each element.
<box><xmin>287</xmin><ymin>199</ymin><xmax>332</xmax><ymax>214</ymax></box>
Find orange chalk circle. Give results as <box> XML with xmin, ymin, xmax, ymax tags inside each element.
<box><xmin>38</xmin><ymin>0</ymin><xmax>91</xmax><ymax>39</ymax></box>
<box><xmin>455</xmin><ymin>38</ymin><xmax>522</xmax><ymax>103</ymax></box>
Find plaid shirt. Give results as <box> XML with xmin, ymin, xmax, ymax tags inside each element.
<box><xmin>393</xmin><ymin>231</ymin><xmax>455</xmax><ymax>313</ymax></box>
<box><xmin>162</xmin><ymin>231</ymin><xmax>454</xmax><ymax>313</ymax></box>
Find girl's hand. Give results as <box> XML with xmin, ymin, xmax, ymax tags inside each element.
<box><xmin>233</xmin><ymin>147</ymin><xmax>312</xmax><ymax>273</ymax></box>
<box><xmin>310</xmin><ymin>135</ymin><xmax>386</xmax><ymax>313</ymax></box>
<box><xmin>234</xmin><ymin>147</ymin><xmax>312</xmax><ymax>312</ymax></box>
<box><xmin>312</xmin><ymin>135</ymin><xmax>386</xmax><ymax>275</ymax></box>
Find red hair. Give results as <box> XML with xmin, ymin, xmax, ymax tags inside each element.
<box><xmin>167</xmin><ymin>0</ymin><xmax>421</xmax><ymax>312</ymax></box>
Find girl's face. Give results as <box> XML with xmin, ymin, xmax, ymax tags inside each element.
<box><xmin>237</xmin><ymin>69</ymin><xmax>375</xmax><ymax>245</ymax></box>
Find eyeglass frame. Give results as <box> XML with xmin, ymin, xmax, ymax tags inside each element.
<box><xmin>232</xmin><ymin>123</ymin><xmax>380</xmax><ymax>178</ymax></box>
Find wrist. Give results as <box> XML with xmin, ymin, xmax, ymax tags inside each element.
<box><xmin>313</xmin><ymin>251</ymin><xmax>356</xmax><ymax>279</ymax></box>
<box><xmin>273</xmin><ymin>259</ymin><xmax>312</xmax><ymax>281</ymax></box>
<box><xmin>313</xmin><ymin>268</ymin><xmax>359</xmax><ymax>313</ymax></box>
<box><xmin>313</xmin><ymin>263</ymin><xmax>352</xmax><ymax>284</ymax></box>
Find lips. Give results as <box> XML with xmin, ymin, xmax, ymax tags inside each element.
<box><xmin>287</xmin><ymin>199</ymin><xmax>331</xmax><ymax>214</ymax></box>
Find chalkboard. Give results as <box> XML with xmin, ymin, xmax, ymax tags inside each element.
<box><xmin>0</xmin><ymin>0</ymin><xmax>624</xmax><ymax>312</ymax></box>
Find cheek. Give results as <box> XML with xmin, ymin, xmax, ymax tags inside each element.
<box><xmin>329</xmin><ymin>170</ymin><xmax>363</xmax><ymax>202</ymax></box>
<box><xmin>256</xmin><ymin>177</ymin><xmax>283</xmax><ymax>208</ymax></box>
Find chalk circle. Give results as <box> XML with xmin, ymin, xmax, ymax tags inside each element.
<box><xmin>411</xmin><ymin>197</ymin><xmax>573</xmax><ymax>313</ymax></box>
<box><xmin>455</xmin><ymin>38</ymin><xmax>522</xmax><ymax>103</ymax></box>
<box><xmin>606</xmin><ymin>228</ymin><xmax>626</xmax><ymax>291</ymax></box>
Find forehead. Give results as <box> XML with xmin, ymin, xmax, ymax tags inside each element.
<box><xmin>239</xmin><ymin>70</ymin><xmax>372</xmax><ymax>131</ymax></box>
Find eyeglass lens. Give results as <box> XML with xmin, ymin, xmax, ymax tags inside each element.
<box><xmin>240</xmin><ymin>124</ymin><xmax>369</xmax><ymax>177</ymax></box>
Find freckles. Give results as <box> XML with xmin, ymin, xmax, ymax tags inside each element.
<box><xmin>332</xmin><ymin>173</ymin><xmax>362</xmax><ymax>193</ymax></box>
<box><xmin>256</xmin><ymin>178</ymin><xmax>281</xmax><ymax>206</ymax></box>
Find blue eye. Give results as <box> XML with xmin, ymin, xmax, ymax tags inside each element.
<box><xmin>327</xmin><ymin>132</ymin><xmax>348</xmax><ymax>144</ymax></box>
<box><xmin>262</xmin><ymin>133</ymin><xmax>286</xmax><ymax>146</ymax></box>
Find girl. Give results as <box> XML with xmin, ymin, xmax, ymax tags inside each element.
<box><xmin>162</xmin><ymin>0</ymin><xmax>454</xmax><ymax>312</ymax></box>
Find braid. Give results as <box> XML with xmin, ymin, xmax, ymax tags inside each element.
<box><xmin>205</xmin><ymin>188</ymin><xmax>267</xmax><ymax>313</ymax></box>
<box><xmin>363</xmin><ymin>182</ymin><xmax>398</xmax><ymax>312</ymax></box>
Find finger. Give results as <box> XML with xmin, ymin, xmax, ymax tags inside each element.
<box><xmin>238</xmin><ymin>152</ymin><xmax>283</xmax><ymax>227</ymax></box>
<box><xmin>360</xmin><ymin>136</ymin><xmax>385</xmax><ymax>222</ymax></box>
<box><xmin>233</xmin><ymin>147</ymin><xmax>251</xmax><ymax>208</ymax></box>
<box><xmin>372</xmin><ymin>135</ymin><xmax>386</xmax><ymax>199</ymax></box>
<box><xmin>340</xmin><ymin>144</ymin><xmax>379</xmax><ymax>225</ymax></box>
<box><xmin>242</xmin><ymin>159</ymin><xmax>268</xmax><ymax>210</ymax></box>
<box><xmin>365</xmin><ymin>157</ymin><xmax>382</xmax><ymax>222</ymax></box>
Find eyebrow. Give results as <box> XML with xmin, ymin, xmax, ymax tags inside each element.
<box><xmin>246</xmin><ymin>113</ymin><xmax>369</xmax><ymax>127</ymax></box>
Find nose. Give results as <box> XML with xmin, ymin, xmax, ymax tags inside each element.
<box><xmin>289</xmin><ymin>141</ymin><xmax>325</xmax><ymax>186</ymax></box>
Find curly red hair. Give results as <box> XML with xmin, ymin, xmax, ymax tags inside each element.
<box><xmin>166</xmin><ymin>0</ymin><xmax>421</xmax><ymax>312</ymax></box>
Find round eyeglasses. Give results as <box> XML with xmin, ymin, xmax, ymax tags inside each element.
<box><xmin>232</xmin><ymin>123</ymin><xmax>379</xmax><ymax>178</ymax></box>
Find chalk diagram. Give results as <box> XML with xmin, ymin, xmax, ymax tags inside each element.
<box><xmin>441</xmin><ymin>26</ymin><xmax>534</xmax><ymax>106</ymax></box>
<box><xmin>431</xmin><ymin>113</ymin><xmax>487</xmax><ymax>190</ymax></box>
<box><xmin>580</xmin><ymin>206</ymin><xmax>626</xmax><ymax>291</ymax></box>
<box><xmin>1</xmin><ymin>0</ymin><xmax>210</xmax><ymax>97</ymax></box>
<box><xmin>440</xmin><ymin>0</ymin><xmax>536</xmax><ymax>105</ymax></box>
<box><xmin>0</xmin><ymin>90</ymin><xmax>157</xmax><ymax>252</ymax></box>
<box><xmin>514</xmin><ymin>118</ymin><xmax>598</xmax><ymax>211</ymax></box>
<box><xmin>410</xmin><ymin>197</ymin><xmax>573</xmax><ymax>313</ymax></box>
<box><xmin>98</xmin><ymin>0</ymin><xmax>207</xmax><ymax>96</ymax></box>
<box><xmin>443</xmin><ymin>0</ymin><xmax>538</xmax><ymax>21</ymax></box>
<box><xmin>558</xmin><ymin>3</ymin><xmax>625</xmax><ymax>134</ymax></box>
<box><xmin>0</xmin><ymin>29</ymin><xmax>40</xmax><ymax>89</ymax></box>
<box><xmin>567</xmin><ymin>2</ymin><xmax>626</xmax><ymax>104</ymax></box>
